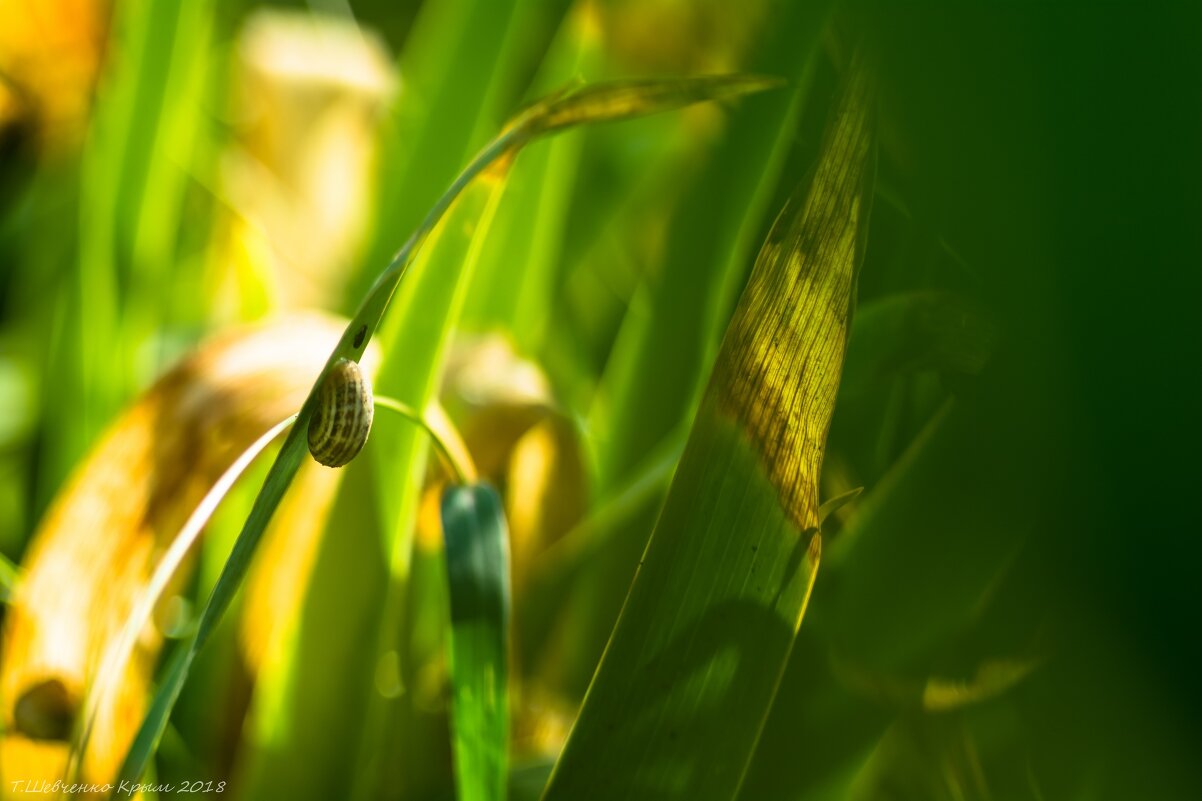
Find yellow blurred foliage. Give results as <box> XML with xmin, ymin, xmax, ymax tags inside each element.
<box><xmin>210</xmin><ymin>11</ymin><xmax>396</xmax><ymax>317</ymax></box>
<box><xmin>0</xmin><ymin>314</ymin><xmax>346</xmax><ymax>795</ymax></box>
<box><xmin>0</xmin><ymin>0</ymin><xmax>109</xmax><ymax>152</ymax></box>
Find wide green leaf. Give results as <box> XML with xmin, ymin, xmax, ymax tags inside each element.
<box><xmin>589</xmin><ymin>0</ymin><xmax>837</xmax><ymax>495</ymax></box>
<box><xmin>560</xmin><ymin>0</ymin><xmax>838</xmax><ymax>692</ymax></box>
<box><xmin>542</xmin><ymin>54</ymin><xmax>875</xmax><ymax>800</ymax></box>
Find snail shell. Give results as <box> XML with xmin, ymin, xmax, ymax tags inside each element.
<box><xmin>307</xmin><ymin>358</ymin><xmax>374</xmax><ymax>467</ymax></box>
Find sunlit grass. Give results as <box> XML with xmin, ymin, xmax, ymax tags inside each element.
<box><xmin>0</xmin><ymin>2</ymin><xmax>1197</xmax><ymax>801</ymax></box>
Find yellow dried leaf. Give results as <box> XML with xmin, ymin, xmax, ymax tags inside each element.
<box><xmin>0</xmin><ymin>313</ymin><xmax>347</xmax><ymax>792</ymax></box>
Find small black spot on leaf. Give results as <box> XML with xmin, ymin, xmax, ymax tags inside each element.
<box><xmin>14</xmin><ymin>678</ymin><xmax>77</xmax><ymax>741</ymax></box>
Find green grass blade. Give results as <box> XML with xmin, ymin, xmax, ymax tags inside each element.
<box><xmin>71</xmin><ymin>416</ymin><xmax>295</xmax><ymax>782</ymax></box>
<box><xmin>45</xmin><ymin>0</ymin><xmax>215</xmax><ymax>506</ymax></box>
<box><xmin>519</xmin><ymin>74</ymin><xmax>782</xmax><ymax>136</ymax></box>
<box><xmin>818</xmin><ymin>486</ymin><xmax>864</xmax><ymax>525</ymax></box>
<box><xmin>541</xmin><ymin>54</ymin><xmax>875</xmax><ymax>800</ymax></box>
<box><xmin>114</xmin><ymin>644</ymin><xmax>191</xmax><ymax>790</ymax></box>
<box><xmin>231</xmin><ymin>454</ymin><xmax>387</xmax><ymax>800</ymax></box>
<box><xmin>501</xmin><ymin>74</ymin><xmax>781</xmax><ymax>145</ymax></box>
<box><xmin>442</xmin><ymin>483</ymin><xmax>512</xmax><ymax>801</ymax></box>
<box><xmin>114</xmin><ymin>427</ymin><xmax>310</xmax><ymax>787</ymax></box>
<box><xmin>115</xmin><ymin>73</ymin><xmax>783</xmax><ymax>789</ymax></box>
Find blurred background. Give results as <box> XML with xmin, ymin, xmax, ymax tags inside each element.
<box><xmin>1</xmin><ymin>0</ymin><xmax>1201</xmax><ymax>799</ymax></box>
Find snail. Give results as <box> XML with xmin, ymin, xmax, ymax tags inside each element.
<box><xmin>307</xmin><ymin>358</ymin><xmax>374</xmax><ymax>467</ymax></box>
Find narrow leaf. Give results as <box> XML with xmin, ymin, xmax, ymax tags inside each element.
<box><xmin>542</xmin><ymin>55</ymin><xmax>875</xmax><ymax>800</ymax></box>
<box><xmin>818</xmin><ymin>486</ymin><xmax>864</xmax><ymax>526</ymax></box>
<box><xmin>519</xmin><ymin>75</ymin><xmax>782</xmax><ymax>136</ymax></box>
<box><xmin>443</xmin><ymin>484</ymin><xmax>512</xmax><ymax>801</ymax></box>
<box><xmin>352</xmin><ymin>174</ymin><xmax>509</xmax><ymax>799</ymax></box>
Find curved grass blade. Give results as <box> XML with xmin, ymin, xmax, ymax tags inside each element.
<box><xmin>114</xmin><ymin>72</ymin><xmax>782</xmax><ymax>788</ymax></box>
<box><xmin>374</xmin><ymin>396</ymin><xmax>478</xmax><ymax>485</ymax></box>
<box><xmin>442</xmin><ymin>484</ymin><xmax>512</xmax><ymax>801</ymax></box>
<box><xmin>519</xmin><ymin>74</ymin><xmax>782</xmax><ymax>137</ymax></box>
<box><xmin>818</xmin><ymin>486</ymin><xmax>864</xmax><ymax>526</ymax></box>
<box><xmin>69</xmin><ymin>416</ymin><xmax>295</xmax><ymax>785</ymax></box>
<box><xmin>541</xmin><ymin>54</ymin><xmax>875</xmax><ymax>800</ymax></box>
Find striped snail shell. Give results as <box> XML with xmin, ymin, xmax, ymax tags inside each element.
<box><xmin>307</xmin><ymin>358</ymin><xmax>374</xmax><ymax>467</ymax></box>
